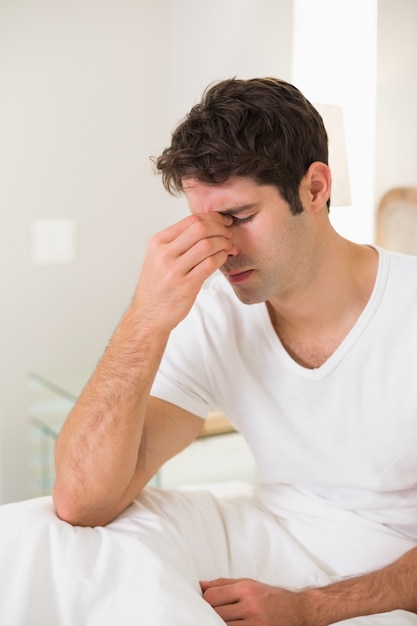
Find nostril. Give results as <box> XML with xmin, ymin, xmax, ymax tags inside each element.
<box><xmin>228</xmin><ymin>239</ymin><xmax>239</xmax><ymax>254</ymax></box>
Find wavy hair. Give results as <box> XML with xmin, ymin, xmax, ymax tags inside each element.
<box><xmin>154</xmin><ymin>78</ymin><xmax>329</xmax><ymax>214</ymax></box>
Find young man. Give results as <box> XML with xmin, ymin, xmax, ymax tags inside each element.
<box><xmin>1</xmin><ymin>78</ymin><xmax>417</xmax><ymax>625</ymax></box>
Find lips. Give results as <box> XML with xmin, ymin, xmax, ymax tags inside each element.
<box><xmin>223</xmin><ymin>269</ymin><xmax>254</xmax><ymax>285</ymax></box>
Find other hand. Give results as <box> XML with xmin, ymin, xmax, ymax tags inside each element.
<box><xmin>200</xmin><ymin>578</ymin><xmax>306</xmax><ymax>626</ymax></box>
<box><xmin>134</xmin><ymin>212</ymin><xmax>233</xmax><ymax>331</ymax></box>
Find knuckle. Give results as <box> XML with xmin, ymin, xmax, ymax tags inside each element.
<box><xmin>147</xmin><ymin>232</ymin><xmax>163</xmax><ymax>253</ymax></box>
<box><xmin>240</xmin><ymin>579</ymin><xmax>255</xmax><ymax>593</ymax></box>
<box><xmin>191</xmin><ymin>218</ymin><xmax>209</xmax><ymax>238</ymax></box>
<box><xmin>187</xmin><ymin>213</ymin><xmax>201</xmax><ymax>226</ymax></box>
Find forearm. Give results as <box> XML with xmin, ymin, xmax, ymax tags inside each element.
<box><xmin>302</xmin><ymin>545</ymin><xmax>417</xmax><ymax>625</ymax></box>
<box><xmin>53</xmin><ymin>212</ymin><xmax>233</xmax><ymax>526</ymax></box>
<box><xmin>53</xmin><ymin>305</ymin><xmax>169</xmax><ymax>526</ymax></box>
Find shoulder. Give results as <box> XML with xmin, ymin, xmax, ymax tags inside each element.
<box><xmin>376</xmin><ymin>247</ymin><xmax>417</xmax><ymax>308</ymax></box>
<box><xmin>378</xmin><ymin>245</ymin><xmax>417</xmax><ymax>267</ymax></box>
<box><xmin>378</xmin><ymin>246</ymin><xmax>417</xmax><ymax>283</ymax></box>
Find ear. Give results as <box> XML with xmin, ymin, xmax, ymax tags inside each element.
<box><xmin>301</xmin><ymin>161</ymin><xmax>331</xmax><ymax>212</ymax></box>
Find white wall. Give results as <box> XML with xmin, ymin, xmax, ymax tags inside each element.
<box><xmin>0</xmin><ymin>0</ymin><xmax>171</xmax><ymax>502</ymax></box>
<box><xmin>375</xmin><ymin>0</ymin><xmax>417</xmax><ymax>208</ymax></box>
<box><xmin>0</xmin><ymin>0</ymin><xmax>294</xmax><ymax>503</ymax></box>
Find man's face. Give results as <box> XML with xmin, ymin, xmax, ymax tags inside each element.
<box><xmin>183</xmin><ymin>176</ymin><xmax>314</xmax><ymax>305</ymax></box>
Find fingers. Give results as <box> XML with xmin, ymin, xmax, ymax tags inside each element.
<box><xmin>200</xmin><ymin>578</ymin><xmax>241</xmax><ymax>591</ymax></box>
<box><xmin>148</xmin><ymin>212</ymin><xmax>234</xmax><ymax>284</ymax></box>
<box><xmin>159</xmin><ymin>211</ymin><xmax>233</xmax><ymax>244</ymax></box>
<box><xmin>157</xmin><ymin>213</ymin><xmax>233</xmax><ymax>273</ymax></box>
<box><xmin>134</xmin><ymin>212</ymin><xmax>234</xmax><ymax>331</ymax></box>
<box><xmin>200</xmin><ymin>579</ymin><xmax>246</xmax><ymax>624</ymax></box>
<box><xmin>200</xmin><ymin>578</ymin><xmax>245</xmax><ymax>606</ymax></box>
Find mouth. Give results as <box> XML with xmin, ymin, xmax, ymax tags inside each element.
<box><xmin>223</xmin><ymin>269</ymin><xmax>254</xmax><ymax>285</ymax></box>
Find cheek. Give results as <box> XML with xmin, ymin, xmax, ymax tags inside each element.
<box><xmin>234</xmin><ymin>230</ymin><xmax>262</xmax><ymax>258</ymax></box>
<box><xmin>259</xmin><ymin>227</ymin><xmax>302</xmax><ymax>275</ymax></box>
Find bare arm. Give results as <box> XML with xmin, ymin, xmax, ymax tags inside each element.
<box><xmin>201</xmin><ymin>545</ymin><xmax>417</xmax><ymax>625</ymax></box>
<box><xmin>303</xmin><ymin>545</ymin><xmax>417</xmax><ymax>624</ymax></box>
<box><xmin>53</xmin><ymin>211</ymin><xmax>233</xmax><ymax>527</ymax></box>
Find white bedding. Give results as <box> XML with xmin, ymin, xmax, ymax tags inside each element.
<box><xmin>1</xmin><ymin>484</ymin><xmax>417</xmax><ymax>625</ymax></box>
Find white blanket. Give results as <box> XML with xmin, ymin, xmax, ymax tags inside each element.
<box><xmin>0</xmin><ymin>484</ymin><xmax>416</xmax><ymax>625</ymax></box>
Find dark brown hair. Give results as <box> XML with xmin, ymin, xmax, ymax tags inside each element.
<box><xmin>154</xmin><ymin>77</ymin><xmax>329</xmax><ymax>214</ymax></box>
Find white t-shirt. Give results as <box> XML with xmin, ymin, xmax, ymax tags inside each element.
<box><xmin>151</xmin><ymin>248</ymin><xmax>417</xmax><ymax>538</ymax></box>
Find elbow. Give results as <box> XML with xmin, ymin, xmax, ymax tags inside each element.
<box><xmin>52</xmin><ymin>483</ymin><xmax>132</xmax><ymax>528</ymax></box>
<box><xmin>52</xmin><ymin>485</ymin><xmax>111</xmax><ymax>528</ymax></box>
<box><xmin>52</xmin><ymin>486</ymin><xmax>92</xmax><ymax>527</ymax></box>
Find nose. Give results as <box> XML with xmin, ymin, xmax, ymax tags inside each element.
<box><xmin>227</xmin><ymin>239</ymin><xmax>239</xmax><ymax>257</ymax></box>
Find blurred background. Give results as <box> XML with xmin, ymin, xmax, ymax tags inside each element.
<box><xmin>0</xmin><ymin>0</ymin><xmax>416</xmax><ymax>503</ymax></box>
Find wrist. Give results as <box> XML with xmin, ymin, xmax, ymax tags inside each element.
<box><xmin>298</xmin><ymin>567</ymin><xmax>399</xmax><ymax>626</ymax></box>
<box><xmin>122</xmin><ymin>301</ymin><xmax>172</xmax><ymax>343</ymax></box>
<box><xmin>129</xmin><ymin>290</ymin><xmax>184</xmax><ymax>338</ymax></box>
<box><xmin>299</xmin><ymin>583</ymin><xmax>368</xmax><ymax>626</ymax></box>
<box><xmin>297</xmin><ymin>588</ymin><xmax>327</xmax><ymax>626</ymax></box>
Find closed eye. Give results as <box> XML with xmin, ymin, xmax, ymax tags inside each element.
<box><xmin>231</xmin><ymin>214</ymin><xmax>254</xmax><ymax>226</ymax></box>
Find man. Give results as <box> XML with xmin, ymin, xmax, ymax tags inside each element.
<box><xmin>2</xmin><ymin>78</ymin><xmax>417</xmax><ymax>625</ymax></box>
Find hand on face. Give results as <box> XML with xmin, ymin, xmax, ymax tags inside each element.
<box><xmin>200</xmin><ymin>578</ymin><xmax>305</xmax><ymax>626</ymax></box>
<box><xmin>134</xmin><ymin>212</ymin><xmax>233</xmax><ymax>331</ymax></box>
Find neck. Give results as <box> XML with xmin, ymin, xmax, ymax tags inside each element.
<box><xmin>267</xmin><ymin>238</ymin><xmax>378</xmax><ymax>368</ymax></box>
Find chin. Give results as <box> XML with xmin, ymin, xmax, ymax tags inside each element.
<box><xmin>232</xmin><ymin>287</ymin><xmax>266</xmax><ymax>306</ymax></box>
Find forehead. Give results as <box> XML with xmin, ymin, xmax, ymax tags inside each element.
<box><xmin>182</xmin><ymin>176</ymin><xmax>279</xmax><ymax>213</ymax></box>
